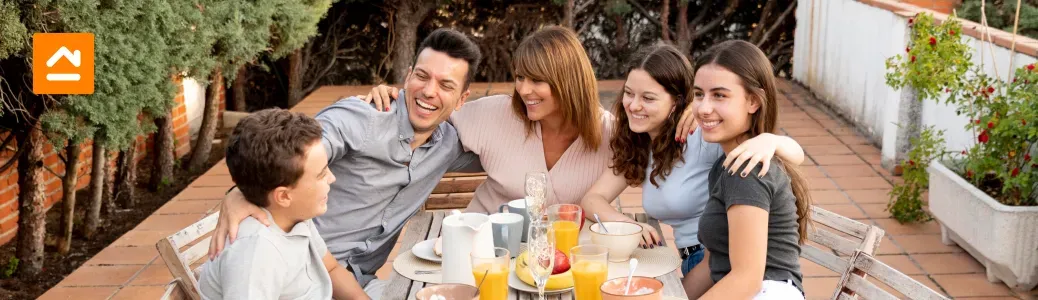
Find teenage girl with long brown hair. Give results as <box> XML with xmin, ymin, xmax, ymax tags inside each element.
<box><xmin>684</xmin><ymin>40</ymin><xmax>811</xmax><ymax>299</ymax></box>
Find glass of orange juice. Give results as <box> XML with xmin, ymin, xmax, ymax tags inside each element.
<box><xmin>548</xmin><ymin>204</ymin><xmax>581</xmax><ymax>256</ymax></box>
<box><xmin>571</xmin><ymin>244</ymin><xmax>609</xmax><ymax>300</ymax></box>
<box><xmin>471</xmin><ymin>247</ymin><xmax>510</xmax><ymax>300</ymax></box>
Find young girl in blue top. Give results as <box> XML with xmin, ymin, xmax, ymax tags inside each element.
<box><xmin>579</xmin><ymin>42</ymin><xmax>805</xmax><ymax>292</ymax></box>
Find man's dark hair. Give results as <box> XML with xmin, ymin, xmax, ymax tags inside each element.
<box><xmin>413</xmin><ymin>28</ymin><xmax>482</xmax><ymax>89</ymax></box>
<box><xmin>225</xmin><ymin>108</ymin><xmax>323</xmax><ymax>207</ymax></box>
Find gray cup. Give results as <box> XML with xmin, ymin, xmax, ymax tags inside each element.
<box><xmin>489</xmin><ymin>212</ymin><xmax>523</xmax><ymax>257</ymax></box>
<box><xmin>498</xmin><ymin>199</ymin><xmax>530</xmax><ymax>242</ymax></box>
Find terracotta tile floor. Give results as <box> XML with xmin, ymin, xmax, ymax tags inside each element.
<box><xmin>38</xmin><ymin>81</ymin><xmax>1035</xmax><ymax>299</ymax></box>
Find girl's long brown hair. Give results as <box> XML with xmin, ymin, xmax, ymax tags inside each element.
<box><xmin>695</xmin><ymin>40</ymin><xmax>813</xmax><ymax>244</ymax></box>
<box><xmin>610</xmin><ymin>43</ymin><xmax>694</xmax><ymax>187</ymax></box>
<box><xmin>511</xmin><ymin>26</ymin><xmax>602</xmax><ymax>151</ymax></box>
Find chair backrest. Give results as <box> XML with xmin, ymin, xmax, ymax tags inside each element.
<box><xmin>801</xmin><ymin>205</ymin><xmax>885</xmax><ymax>274</ymax></box>
<box><xmin>160</xmin><ymin>278</ymin><xmax>189</xmax><ymax>300</ymax></box>
<box><xmin>155</xmin><ymin>212</ymin><xmax>220</xmax><ymax>300</ymax></box>
<box><xmin>833</xmin><ymin>250</ymin><xmax>949</xmax><ymax>300</ymax></box>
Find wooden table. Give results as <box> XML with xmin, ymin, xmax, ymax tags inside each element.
<box><xmin>382</xmin><ymin>211</ymin><xmax>690</xmax><ymax>300</ymax></box>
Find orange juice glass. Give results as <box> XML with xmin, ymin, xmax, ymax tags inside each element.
<box><xmin>571</xmin><ymin>244</ymin><xmax>608</xmax><ymax>300</ymax></box>
<box><xmin>548</xmin><ymin>204</ymin><xmax>582</xmax><ymax>256</ymax></box>
<box><xmin>471</xmin><ymin>247</ymin><xmax>509</xmax><ymax>300</ymax></box>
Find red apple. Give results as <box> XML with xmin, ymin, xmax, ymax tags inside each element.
<box><xmin>552</xmin><ymin>248</ymin><xmax>570</xmax><ymax>274</ymax></box>
<box><xmin>558</xmin><ymin>205</ymin><xmax>585</xmax><ymax>230</ymax></box>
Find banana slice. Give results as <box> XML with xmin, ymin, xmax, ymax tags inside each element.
<box><xmin>433</xmin><ymin>237</ymin><xmax>443</xmax><ymax>256</ymax></box>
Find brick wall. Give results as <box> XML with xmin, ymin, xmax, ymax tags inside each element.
<box><xmin>0</xmin><ymin>78</ymin><xmax>223</xmax><ymax>245</ymax></box>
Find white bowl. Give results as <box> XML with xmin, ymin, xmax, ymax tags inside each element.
<box><xmin>589</xmin><ymin>221</ymin><xmax>643</xmax><ymax>262</ymax></box>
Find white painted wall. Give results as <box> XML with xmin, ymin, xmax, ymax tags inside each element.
<box><xmin>793</xmin><ymin>0</ymin><xmax>1036</xmax><ymax>164</ymax></box>
<box><xmin>181</xmin><ymin>77</ymin><xmax>206</xmax><ymax>138</ymax></box>
<box><xmin>793</xmin><ymin>0</ymin><xmax>909</xmax><ymax>144</ymax></box>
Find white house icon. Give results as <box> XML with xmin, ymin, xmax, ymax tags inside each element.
<box><xmin>45</xmin><ymin>46</ymin><xmax>82</xmax><ymax>81</ymax></box>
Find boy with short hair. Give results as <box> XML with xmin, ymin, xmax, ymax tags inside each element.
<box><xmin>198</xmin><ymin>108</ymin><xmax>368</xmax><ymax>299</ymax></box>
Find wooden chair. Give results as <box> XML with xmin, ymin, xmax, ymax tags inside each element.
<box><xmin>156</xmin><ymin>212</ymin><xmax>220</xmax><ymax>300</ymax></box>
<box><xmin>160</xmin><ymin>278</ymin><xmax>189</xmax><ymax>300</ymax></box>
<box><xmin>424</xmin><ymin>172</ymin><xmax>487</xmax><ymax>210</ymax></box>
<box><xmin>801</xmin><ymin>205</ymin><xmax>885</xmax><ymax>273</ymax></box>
<box><xmin>833</xmin><ymin>250</ymin><xmax>948</xmax><ymax>300</ymax></box>
<box><xmin>801</xmin><ymin>205</ymin><xmax>886</xmax><ymax>300</ymax></box>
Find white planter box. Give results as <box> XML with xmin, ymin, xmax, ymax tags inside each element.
<box><xmin>929</xmin><ymin>161</ymin><xmax>1038</xmax><ymax>292</ymax></box>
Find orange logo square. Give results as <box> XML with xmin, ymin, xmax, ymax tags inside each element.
<box><xmin>33</xmin><ymin>33</ymin><xmax>94</xmax><ymax>95</ymax></box>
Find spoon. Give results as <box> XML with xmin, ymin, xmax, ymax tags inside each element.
<box><xmin>624</xmin><ymin>258</ymin><xmax>639</xmax><ymax>295</ymax></box>
<box><xmin>474</xmin><ymin>269</ymin><xmax>489</xmax><ymax>297</ymax></box>
<box><xmin>593</xmin><ymin>213</ymin><xmax>609</xmax><ymax>233</ymax></box>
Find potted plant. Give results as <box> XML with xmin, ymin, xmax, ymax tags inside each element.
<box><xmin>885</xmin><ymin>12</ymin><xmax>1038</xmax><ymax>292</ymax></box>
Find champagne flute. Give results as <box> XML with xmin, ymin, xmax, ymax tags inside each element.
<box><xmin>525</xmin><ymin>172</ymin><xmax>548</xmax><ymax>220</ymax></box>
<box><xmin>527</xmin><ymin>220</ymin><xmax>555</xmax><ymax>300</ymax></box>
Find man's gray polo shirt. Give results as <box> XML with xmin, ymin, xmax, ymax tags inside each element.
<box><xmin>198</xmin><ymin>209</ymin><xmax>332</xmax><ymax>299</ymax></box>
<box><xmin>314</xmin><ymin>93</ymin><xmax>479</xmax><ymax>287</ymax></box>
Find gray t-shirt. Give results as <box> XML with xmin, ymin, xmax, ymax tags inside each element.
<box><xmin>697</xmin><ymin>156</ymin><xmax>803</xmax><ymax>293</ymax></box>
<box><xmin>198</xmin><ymin>209</ymin><xmax>332</xmax><ymax>299</ymax></box>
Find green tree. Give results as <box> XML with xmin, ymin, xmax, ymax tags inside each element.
<box><xmin>1</xmin><ymin>0</ymin><xmax>178</xmax><ymax>274</ymax></box>
<box><xmin>959</xmin><ymin>0</ymin><xmax>1038</xmax><ymax>40</ymax></box>
<box><xmin>186</xmin><ymin>0</ymin><xmax>334</xmax><ymax>172</ymax></box>
<box><xmin>272</xmin><ymin>0</ymin><xmax>334</xmax><ymax>107</ymax></box>
<box><xmin>146</xmin><ymin>0</ymin><xmax>217</xmax><ymax>192</ymax></box>
<box><xmin>185</xmin><ymin>0</ymin><xmax>275</xmax><ymax>173</ymax></box>
<box><xmin>39</xmin><ymin>111</ymin><xmax>93</xmax><ymax>254</ymax></box>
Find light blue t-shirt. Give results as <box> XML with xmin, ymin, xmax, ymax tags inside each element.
<box><xmin>642</xmin><ymin>129</ymin><xmax>724</xmax><ymax>248</ymax></box>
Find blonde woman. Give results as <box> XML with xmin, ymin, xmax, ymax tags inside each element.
<box><xmin>366</xmin><ymin>26</ymin><xmax>613</xmax><ymax>212</ymax></box>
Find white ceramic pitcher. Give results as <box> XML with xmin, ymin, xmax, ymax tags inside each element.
<box><xmin>440</xmin><ymin>210</ymin><xmax>495</xmax><ymax>285</ymax></box>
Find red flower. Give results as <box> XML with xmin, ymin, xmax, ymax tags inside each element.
<box><xmin>966</xmin><ymin>170</ymin><xmax>974</xmax><ymax>178</ymax></box>
<box><xmin>1012</xmin><ymin>168</ymin><xmax>1020</xmax><ymax>177</ymax></box>
<box><xmin>1026</xmin><ymin>154</ymin><xmax>1032</xmax><ymax>161</ymax></box>
<box><xmin>1024</xmin><ymin>119</ymin><xmax>1028</xmax><ymax>126</ymax></box>
<box><xmin>962</xmin><ymin>150</ymin><xmax>968</xmax><ymax>155</ymax></box>
<box><xmin>1029</xmin><ymin>64</ymin><xmax>1035</xmax><ymax>71</ymax></box>
<box><xmin>987</xmin><ymin>86</ymin><xmax>995</xmax><ymax>94</ymax></box>
<box><xmin>975</xmin><ymin>119</ymin><xmax>981</xmax><ymax>125</ymax></box>
<box><xmin>908</xmin><ymin>160</ymin><xmax>915</xmax><ymax>166</ymax></box>
<box><xmin>929</xmin><ymin>37</ymin><xmax>937</xmax><ymax>45</ymax></box>
<box><xmin>906</xmin><ymin>47</ymin><xmax>911</xmax><ymax>53</ymax></box>
<box><xmin>950</xmin><ymin>29</ymin><xmax>956</xmax><ymax>35</ymax></box>
<box><xmin>979</xmin><ymin>130</ymin><xmax>990</xmax><ymax>143</ymax></box>
<box><xmin>908</xmin><ymin>18</ymin><xmax>914</xmax><ymax>25</ymax></box>
<box><xmin>1032</xmin><ymin>164</ymin><xmax>1038</xmax><ymax>169</ymax></box>
<box><xmin>988</xmin><ymin>121</ymin><xmax>995</xmax><ymax>129</ymax></box>
<box><xmin>1014</xmin><ymin>78</ymin><xmax>1018</xmax><ymax>83</ymax></box>
<box><xmin>911</xmin><ymin>55</ymin><xmax>916</xmax><ymax>62</ymax></box>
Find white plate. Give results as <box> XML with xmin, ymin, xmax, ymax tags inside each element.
<box><xmin>507</xmin><ymin>260</ymin><xmax>573</xmax><ymax>294</ymax></box>
<box><xmin>411</xmin><ymin>239</ymin><xmax>441</xmax><ymax>263</ymax></box>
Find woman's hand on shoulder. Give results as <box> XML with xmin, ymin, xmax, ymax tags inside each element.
<box><xmin>723</xmin><ymin>133</ymin><xmax>781</xmax><ymax>178</ymax></box>
<box><xmin>356</xmin><ymin>84</ymin><xmax>400</xmax><ymax>112</ymax></box>
<box><xmin>675</xmin><ymin>105</ymin><xmax>699</xmax><ymax>143</ymax></box>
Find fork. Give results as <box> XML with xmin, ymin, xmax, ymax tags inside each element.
<box><xmin>415</xmin><ymin>269</ymin><xmax>440</xmax><ymax>275</ymax></box>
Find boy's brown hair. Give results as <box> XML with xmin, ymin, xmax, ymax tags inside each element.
<box><xmin>226</xmin><ymin>108</ymin><xmax>323</xmax><ymax>207</ymax></box>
